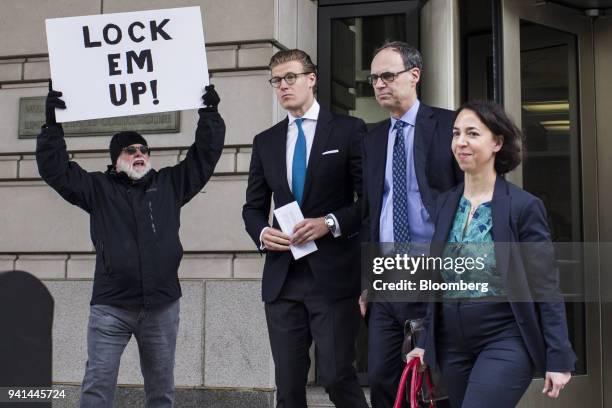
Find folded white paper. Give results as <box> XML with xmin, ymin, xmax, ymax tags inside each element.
<box><xmin>273</xmin><ymin>201</ymin><xmax>318</xmax><ymax>260</ymax></box>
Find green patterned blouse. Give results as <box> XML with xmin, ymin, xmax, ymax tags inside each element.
<box><xmin>441</xmin><ymin>196</ymin><xmax>505</xmax><ymax>299</ymax></box>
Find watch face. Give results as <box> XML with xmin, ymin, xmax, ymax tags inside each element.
<box><xmin>325</xmin><ymin>217</ymin><xmax>335</xmax><ymax>232</ymax></box>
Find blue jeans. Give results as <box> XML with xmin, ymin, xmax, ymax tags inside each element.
<box><xmin>79</xmin><ymin>300</ymin><xmax>180</xmax><ymax>408</ymax></box>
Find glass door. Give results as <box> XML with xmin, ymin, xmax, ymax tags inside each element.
<box><xmin>501</xmin><ymin>0</ymin><xmax>601</xmax><ymax>406</ymax></box>
<box><xmin>318</xmin><ymin>1</ymin><xmax>420</xmax><ymax>124</ymax></box>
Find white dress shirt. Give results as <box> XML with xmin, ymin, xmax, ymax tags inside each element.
<box><xmin>259</xmin><ymin>99</ymin><xmax>341</xmax><ymax>249</ymax></box>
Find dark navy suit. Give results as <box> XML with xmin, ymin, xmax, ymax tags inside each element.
<box><xmin>362</xmin><ymin>103</ymin><xmax>462</xmax><ymax>408</ymax></box>
<box><xmin>418</xmin><ymin>176</ymin><xmax>577</xmax><ymax>407</ymax></box>
<box><xmin>243</xmin><ymin>106</ymin><xmax>368</xmax><ymax>408</ymax></box>
<box><xmin>244</xmin><ymin>107</ymin><xmax>365</xmax><ymax>302</ymax></box>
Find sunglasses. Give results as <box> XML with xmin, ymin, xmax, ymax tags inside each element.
<box><xmin>122</xmin><ymin>145</ymin><xmax>150</xmax><ymax>155</ymax></box>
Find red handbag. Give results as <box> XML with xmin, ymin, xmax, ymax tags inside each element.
<box><xmin>393</xmin><ymin>357</ymin><xmax>436</xmax><ymax>408</ymax></box>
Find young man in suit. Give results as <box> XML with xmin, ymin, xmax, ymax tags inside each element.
<box><xmin>361</xmin><ymin>41</ymin><xmax>462</xmax><ymax>407</ymax></box>
<box><xmin>242</xmin><ymin>49</ymin><xmax>368</xmax><ymax>408</ymax></box>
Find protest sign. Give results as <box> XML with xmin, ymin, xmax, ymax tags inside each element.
<box><xmin>46</xmin><ymin>6</ymin><xmax>208</xmax><ymax>122</ymax></box>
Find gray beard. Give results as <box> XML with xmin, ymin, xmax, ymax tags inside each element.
<box><xmin>115</xmin><ymin>157</ymin><xmax>152</xmax><ymax>180</ymax></box>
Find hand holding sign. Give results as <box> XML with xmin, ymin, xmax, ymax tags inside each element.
<box><xmin>200</xmin><ymin>85</ymin><xmax>220</xmax><ymax>113</ymax></box>
<box><xmin>46</xmin><ymin>7</ymin><xmax>209</xmax><ymax>122</ymax></box>
<box><xmin>45</xmin><ymin>81</ymin><xmax>66</xmax><ymax>126</ymax></box>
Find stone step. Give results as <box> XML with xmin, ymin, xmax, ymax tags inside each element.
<box><xmin>307</xmin><ymin>386</ymin><xmax>371</xmax><ymax>408</ymax></box>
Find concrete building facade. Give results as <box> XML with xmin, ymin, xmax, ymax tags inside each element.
<box><xmin>0</xmin><ymin>1</ymin><xmax>317</xmax><ymax>406</ymax></box>
<box><xmin>2</xmin><ymin>0</ymin><xmax>612</xmax><ymax>407</ymax></box>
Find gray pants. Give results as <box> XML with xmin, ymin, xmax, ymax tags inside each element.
<box><xmin>79</xmin><ymin>300</ymin><xmax>180</xmax><ymax>408</ymax></box>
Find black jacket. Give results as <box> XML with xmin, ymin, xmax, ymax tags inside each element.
<box><xmin>242</xmin><ymin>107</ymin><xmax>365</xmax><ymax>302</ymax></box>
<box><xmin>36</xmin><ymin>111</ymin><xmax>225</xmax><ymax>308</ymax></box>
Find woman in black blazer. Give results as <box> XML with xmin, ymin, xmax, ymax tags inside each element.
<box><xmin>408</xmin><ymin>100</ymin><xmax>575</xmax><ymax>407</ymax></box>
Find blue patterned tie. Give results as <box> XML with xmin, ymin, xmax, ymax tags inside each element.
<box><xmin>292</xmin><ymin>118</ymin><xmax>307</xmax><ymax>204</ymax></box>
<box><xmin>392</xmin><ymin>120</ymin><xmax>410</xmax><ymax>243</ymax></box>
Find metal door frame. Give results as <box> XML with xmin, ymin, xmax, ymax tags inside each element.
<box><xmin>317</xmin><ymin>0</ymin><xmax>421</xmax><ymax>111</ymax></box>
<box><xmin>501</xmin><ymin>0</ymin><xmax>602</xmax><ymax>406</ymax></box>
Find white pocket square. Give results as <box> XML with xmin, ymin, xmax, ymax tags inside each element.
<box><xmin>322</xmin><ymin>149</ymin><xmax>339</xmax><ymax>155</ymax></box>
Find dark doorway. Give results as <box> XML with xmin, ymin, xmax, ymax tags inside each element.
<box><xmin>317</xmin><ymin>0</ymin><xmax>421</xmax><ymax>384</ymax></box>
<box><xmin>318</xmin><ymin>1</ymin><xmax>420</xmax><ymax>124</ymax></box>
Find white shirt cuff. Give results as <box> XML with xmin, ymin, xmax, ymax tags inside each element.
<box><xmin>259</xmin><ymin>227</ymin><xmax>270</xmax><ymax>250</ymax></box>
<box><xmin>328</xmin><ymin>213</ymin><xmax>341</xmax><ymax>238</ymax></box>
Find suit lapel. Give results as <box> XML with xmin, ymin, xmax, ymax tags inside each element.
<box><xmin>301</xmin><ymin>108</ymin><xmax>333</xmax><ymax>205</ymax></box>
<box><xmin>413</xmin><ymin>104</ymin><xmax>436</xmax><ymax>215</ymax></box>
<box><xmin>491</xmin><ymin>176</ymin><xmax>512</xmax><ymax>283</ymax></box>
<box><xmin>369</xmin><ymin>120</ymin><xmax>390</xmax><ymax>239</ymax></box>
<box><xmin>272</xmin><ymin>117</ymin><xmax>292</xmax><ymax>198</ymax></box>
<box><xmin>429</xmin><ymin>185</ymin><xmax>462</xmax><ymax>285</ymax></box>
<box><xmin>431</xmin><ymin>185</ymin><xmax>463</xmax><ymax>250</ymax></box>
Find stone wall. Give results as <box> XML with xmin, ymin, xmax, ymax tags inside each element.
<box><xmin>0</xmin><ymin>0</ymin><xmax>317</xmax><ymax>405</ymax></box>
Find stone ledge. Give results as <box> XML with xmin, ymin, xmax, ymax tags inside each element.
<box><xmin>17</xmin><ymin>155</ymin><xmax>39</xmax><ymax>178</ymax></box>
<box><xmin>307</xmin><ymin>386</ymin><xmax>371</xmax><ymax>407</ymax></box>
<box><xmin>207</xmin><ymin>45</ymin><xmax>238</xmax><ymax>71</ymax></box>
<box><xmin>236</xmin><ymin>148</ymin><xmax>252</xmax><ymax>173</ymax></box>
<box><xmin>26</xmin><ymin>57</ymin><xmax>49</xmax><ymax>63</ymax></box>
<box><xmin>49</xmin><ymin>384</ymin><xmax>370</xmax><ymax>408</ymax></box>
<box><xmin>51</xmin><ymin>385</ymin><xmax>275</xmax><ymax>408</ymax></box>
<box><xmin>0</xmin><ymin>255</ymin><xmax>16</xmax><ymax>271</ymax></box>
<box><xmin>1</xmin><ymin>149</ymin><xmax>245</xmax><ymax>180</ymax></box>
<box><xmin>23</xmin><ymin>60</ymin><xmax>50</xmax><ymax>80</ymax></box>
<box><xmin>66</xmin><ymin>254</ymin><xmax>95</xmax><ymax>279</ymax></box>
<box><xmin>0</xmin><ymin>156</ymin><xmax>19</xmax><ymax>178</ymax></box>
<box><xmin>178</xmin><ymin>254</ymin><xmax>233</xmax><ymax>279</ymax></box>
<box><xmin>0</xmin><ymin>62</ymin><xmax>22</xmax><ymax>82</ymax></box>
<box><xmin>233</xmin><ymin>254</ymin><xmax>264</xmax><ymax>278</ymax></box>
<box><xmin>15</xmin><ymin>254</ymin><xmax>66</xmax><ymax>279</ymax></box>
<box><xmin>214</xmin><ymin>149</ymin><xmax>237</xmax><ymax>173</ymax></box>
<box><xmin>238</xmin><ymin>44</ymin><xmax>278</xmax><ymax>68</ymax></box>
<box><xmin>0</xmin><ymin>81</ymin><xmax>47</xmax><ymax>89</ymax></box>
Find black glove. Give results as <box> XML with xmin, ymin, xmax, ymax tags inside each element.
<box><xmin>200</xmin><ymin>84</ymin><xmax>220</xmax><ymax>113</ymax></box>
<box><xmin>45</xmin><ymin>80</ymin><xmax>66</xmax><ymax>125</ymax></box>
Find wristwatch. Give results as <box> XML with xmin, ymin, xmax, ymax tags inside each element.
<box><xmin>324</xmin><ymin>214</ymin><xmax>336</xmax><ymax>234</ymax></box>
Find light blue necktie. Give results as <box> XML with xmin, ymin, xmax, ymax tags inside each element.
<box><xmin>392</xmin><ymin>120</ymin><xmax>410</xmax><ymax>243</ymax></box>
<box><xmin>292</xmin><ymin>118</ymin><xmax>307</xmax><ymax>205</ymax></box>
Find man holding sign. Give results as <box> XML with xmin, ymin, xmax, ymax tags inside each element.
<box><xmin>36</xmin><ymin>83</ymin><xmax>225</xmax><ymax>407</ymax></box>
<box><xmin>242</xmin><ymin>49</ymin><xmax>368</xmax><ymax>408</ymax></box>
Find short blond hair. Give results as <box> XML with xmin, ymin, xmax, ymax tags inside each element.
<box><xmin>268</xmin><ymin>49</ymin><xmax>317</xmax><ymax>94</ymax></box>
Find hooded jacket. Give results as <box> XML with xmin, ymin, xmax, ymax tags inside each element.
<box><xmin>36</xmin><ymin>111</ymin><xmax>225</xmax><ymax>308</ymax></box>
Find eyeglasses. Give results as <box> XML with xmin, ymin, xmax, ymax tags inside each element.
<box><xmin>122</xmin><ymin>145</ymin><xmax>150</xmax><ymax>155</ymax></box>
<box><xmin>269</xmin><ymin>72</ymin><xmax>314</xmax><ymax>88</ymax></box>
<box><xmin>366</xmin><ymin>69</ymin><xmax>411</xmax><ymax>85</ymax></box>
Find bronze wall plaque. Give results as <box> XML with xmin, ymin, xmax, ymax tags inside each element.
<box><xmin>18</xmin><ymin>97</ymin><xmax>180</xmax><ymax>139</ymax></box>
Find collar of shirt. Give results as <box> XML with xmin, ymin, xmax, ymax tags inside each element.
<box><xmin>288</xmin><ymin>99</ymin><xmax>320</xmax><ymax>125</ymax></box>
<box><xmin>390</xmin><ymin>98</ymin><xmax>420</xmax><ymax>130</ymax></box>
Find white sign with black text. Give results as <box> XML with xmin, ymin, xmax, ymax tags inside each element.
<box><xmin>46</xmin><ymin>6</ymin><xmax>208</xmax><ymax>122</ymax></box>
